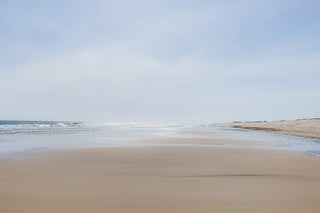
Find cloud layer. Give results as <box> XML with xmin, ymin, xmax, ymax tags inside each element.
<box><xmin>1</xmin><ymin>0</ymin><xmax>319</xmax><ymax>122</ymax></box>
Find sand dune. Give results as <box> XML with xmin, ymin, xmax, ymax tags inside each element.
<box><xmin>222</xmin><ymin>118</ymin><xmax>320</xmax><ymax>139</ymax></box>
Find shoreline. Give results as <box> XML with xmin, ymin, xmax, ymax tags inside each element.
<box><xmin>1</xmin><ymin>135</ymin><xmax>320</xmax><ymax>212</ymax></box>
<box><xmin>219</xmin><ymin>118</ymin><xmax>320</xmax><ymax>139</ymax></box>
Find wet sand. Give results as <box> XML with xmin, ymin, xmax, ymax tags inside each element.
<box><xmin>223</xmin><ymin>118</ymin><xmax>320</xmax><ymax>139</ymax></box>
<box><xmin>0</xmin><ymin>136</ymin><xmax>320</xmax><ymax>213</ymax></box>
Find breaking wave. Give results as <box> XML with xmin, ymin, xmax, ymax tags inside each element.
<box><xmin>0</xmin><ymin>120</ymin><xmax>191</xmax><ymax>135</ymax></box>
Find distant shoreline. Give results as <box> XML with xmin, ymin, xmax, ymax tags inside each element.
<box><xmin>219</xmin><ymin>118</ymin><xmax>320</xmax><ymax>139</ymax></box>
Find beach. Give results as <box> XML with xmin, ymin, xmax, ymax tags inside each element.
<box><xmin>1</xmin><ymin>134</ymin><xmax>320</xmax><ymax>213</ymax></box>
<box><xmin>223</xmin><ymin>118</ymin><xmax>320</xmax><ymax>139</ymax></box>
<box><xmin>2</xmin><ymin>0</ymin><xmax>319</xmax><ymax>212</ymax></box>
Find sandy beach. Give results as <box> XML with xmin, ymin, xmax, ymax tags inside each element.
<box><xmin>1</xmin><ymin>135</ymin><xmax>320</xmax><ymax>213</ymax></box>
<box><xmin>222</xmin><ymin>118</ymin><xmax>320</xmax><ymax>139</ymax></box>
<box><xmin>1</xmin><ymin>0</ymin><xmax>319</xmax><ymax>212</ymax></box>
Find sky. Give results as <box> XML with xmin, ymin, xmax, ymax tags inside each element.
<box><xmin>0</xmin><ymin>0</ymin><xmax>320</xmax><ymax>123</ymax></box>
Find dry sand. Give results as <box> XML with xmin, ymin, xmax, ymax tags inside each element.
<box><xmin>223</xmin><ymin>118</ymin><xmax>320</xmax><ymax>139</ymax></box>
<box><xmin>0</xmin><ymin>136</ymin><xmax>320</xmax><ymax>213</ymax></box>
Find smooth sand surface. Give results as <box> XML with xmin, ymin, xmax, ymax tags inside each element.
<box><xmin>223</xmin><ymin>118</ymin><xmax>320</xmax><ymax>139</ymax></box>
<box><xmin>128</xmin><ymin>137</ymin><xmax>276</xmax><ymax>146</ymax></box>
<box><xmin>174</xmin><ymin>130</ymin><xmax>230</xmax><ymax>137</ymax></box>
<box><xmin>0</xmin><ymin>136</ymin><xmax>320</xmax><ymax>213</ymax></box>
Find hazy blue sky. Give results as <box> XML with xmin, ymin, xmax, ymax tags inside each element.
<box><xmin>1</xmin><ymin>0</ymin><xmax>319</xmax><ymax>123</ymax></box>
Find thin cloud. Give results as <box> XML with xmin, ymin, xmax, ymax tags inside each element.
<box><xmin>0</xmin><ymin>0</ymin><xmax>319</xmax><ymax>122</ymax></box>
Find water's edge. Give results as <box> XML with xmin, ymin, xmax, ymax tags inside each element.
<box><xmin>0</xmin><ymin>121</ymin><xmax>319</xmax><ymax>158</ymax></box>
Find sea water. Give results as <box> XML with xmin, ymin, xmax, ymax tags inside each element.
<box><xmin>0</xmin><ymin>120</ymin><xmax>190</xmax><ymax>157</ymax></box>
<box><xmin>0</xmin><ymin>120</ymin><xmax>320</xmax><ymax>158</ymax></box>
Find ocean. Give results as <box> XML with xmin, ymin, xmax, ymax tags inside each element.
<box><xmin>0</xmin><ymin>120</ymin><xmax>320</xmax><ymax>158</ymax></box>
<box><xmin>0</xmin><ymin>120</ymin><xmax>192</xmax><ymax>157</ymax></box>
